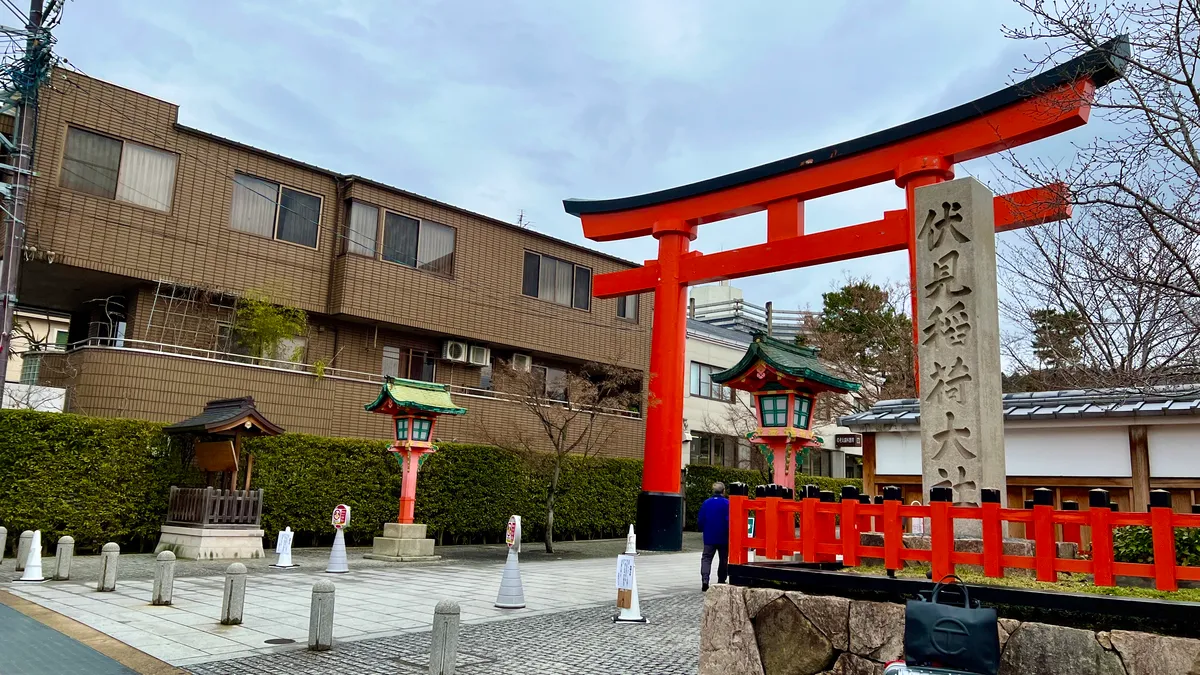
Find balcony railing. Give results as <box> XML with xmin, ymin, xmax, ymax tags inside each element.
<box><xmin>62</xmin><ymin>337</ymin><xmax>643</xmax><ymax>420</ymax></box>
<box><xmin>689</xmin><ymin>298</ymin><xmax>816</xmax><ymax>339</ymax></box>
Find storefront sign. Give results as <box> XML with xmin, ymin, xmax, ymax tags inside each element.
<box><xmin>835</xmin><ymin>434</ymin><xmax>862</xmax><ymax>448</ymax></box>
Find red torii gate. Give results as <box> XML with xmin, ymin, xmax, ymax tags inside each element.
<box><xmin>564</xmin><ymin>38</ymin><xmax>1129</xmax><ymax>551</ymax></box>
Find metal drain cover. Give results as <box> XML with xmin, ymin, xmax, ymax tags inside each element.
<box><xmin>264</xmin><ymin>638</ymin><xmax>296</xmax><ymax>645</ymax></box>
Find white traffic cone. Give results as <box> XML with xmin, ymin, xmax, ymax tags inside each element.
<box><xmin>613</xmin><ymin>524</ymin><xmax>647</xmax><ymax>623</ymax></box>
<box><xmin>14</xmin><ymin>530</ymin><xmax>47</xmax><ymax>583</ymax></box>
<box><xmin>271</xmin><ymin>527</ymin><xmax>298</xmax><ymax>569</ymax></box>
<box><xmin>325</xmin><ymin>528</ymin><xmax>349</xmax><ymax>574</ymax></box>
<box><xmin>494</xmin><ymin>548</ymin><xmax>525</xmax><ymax>608</ymax></box>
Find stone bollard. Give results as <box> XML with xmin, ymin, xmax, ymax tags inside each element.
<box><xmin>429</xmin><ymin>600</ymin><xmax>461</xmax><ymax>675</ymax></box>
<box><xmin>16</xmin><ymin>530</ymin><xmax>32</xmax><ymax>572</ymax></box>
<box><xmin>0</xmin><ymin>526</ymin><xmax>7</xmax><ymax>567</ymax></box>
<box><xmin>308</xmin><ymin>580</ymin><xmax>335</xmax><ymax>651</ymax></box>
<box><xmin>221</xmin><ymin>563</ymin><xmax>247</xmax><ymax>625</ymax></box>
<box><xmin>97</xmin><ymin>542</ymin><xmax>120</xmax><ymax>591</ymax></box>
<box><xmin>54</xmin><ymin>536</ymin><xmax>74</xmax><ymax>581</ymax></box>
<box><xmin>152</xmin><ymin>551</ymin><xmax>176</xmax><ymax>606</ymax></box>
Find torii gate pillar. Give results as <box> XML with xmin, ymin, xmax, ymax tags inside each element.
<box><xmin>639</xmin><ymin>219</ymin><xmax>696</xmax><ymax>549</ymax></box>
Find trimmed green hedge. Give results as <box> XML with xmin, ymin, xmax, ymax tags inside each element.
<box><xmin>1114</xmin><ymin>525</ymin><xmax>1200</xmax><ymax>567</ymax></box>
<box><xmin>0</xmin><ymin>410</ymin><xmax>860</xmax><ymax>552</ymax></box>
<box><xmin>0</xmin><ymin>410</ymin><xmax>198</xmax><ymax>553</ymax></box>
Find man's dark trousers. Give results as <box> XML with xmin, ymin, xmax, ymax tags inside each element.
<box><xmin>701</xmin><ymin>544</ymin><xmax>728</xmax><ymax>584</ymax></box>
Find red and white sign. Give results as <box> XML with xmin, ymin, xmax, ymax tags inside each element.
<box><xmin>505</xmin><ymin>515</ymin><xmax>521</xmax><ymax>551</ymax></box>
<box><xmin>332</xmin><ymin>504</ymin><xmax>351</xmax><ymax>529</ymax></box>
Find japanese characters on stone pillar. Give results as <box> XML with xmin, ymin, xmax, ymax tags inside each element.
<box><xmin>914</xmin><ymin>177</ymin><xmax>1007</xmax><ymax>534</ymax></box>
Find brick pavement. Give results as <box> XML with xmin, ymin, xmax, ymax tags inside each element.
<box><xmin>184</xmin><ymin>591</ymin><xmax>703</xmax><ymax>675</ymax></box>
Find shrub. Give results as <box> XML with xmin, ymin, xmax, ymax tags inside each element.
<box><xmin>0</xmin><ymin>410</ymin><xmax>196</xmax><ymax>553</ymax></box>
<box><xmin>1113</xmin><ymin>525</ymin><xmax>1200</xmax><ymax>567</ymax></box>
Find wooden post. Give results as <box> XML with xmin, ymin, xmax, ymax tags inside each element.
<box><xmin>882</xmin><ymin>486</ymin><xmax>902</xmax><ymax>572</ymax></box>
<box><xmin>231</xmin><ymin>431</ymin><xmax>242</xmax><ymax>492</ymax></box>
<box><xmin>981</xmin><ymin>488</ymin><xmax>1003</xmax><ymax>578</ymax></box>
<box><xmin>862</xmin><ymin>432</ymin><xmax>876</xmax><ymax>498</ymax></box>
<box><xmin>929</xmin><ymin>487</ymin><xmax>953</xmax><ymax>582</ymax></box>
<box><xmin>1032</xmin><ymin>488</ymin><xmax>1056</xmax><ymax>582</ymax></box>
<box><xmin>841</xmin><ymin>486</ymin><xmax>860</xmax><ymax>567</ymax></box>
<box><xmin>243</xmin><ymin>453</ymin><xmax>254</xmax><ymax>492</ymax></box>
<box><xmin>1089</xmin><ymin>489</ymin><xmax>1115</xmax><ymax>586</ymax></box>
<box><xmin>1150</xmin><ymin>490</ymin><xmax>1178</xmax><ymax>591</ymax></box>
<box><xmin>1129</xmin><ymin>425</ymin><xmax>1151</xmax><ymax>512</ymax></box>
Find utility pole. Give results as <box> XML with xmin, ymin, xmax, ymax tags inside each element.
<box><xmin>0</xmin><ymin>0</ymin><xmax>48</xmax><ymax>404</ymax></box>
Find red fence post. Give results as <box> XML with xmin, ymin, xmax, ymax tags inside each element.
<box><xmin>883</xmin><ymin>486</ymin><xmax>903</xmax><ymax>572</ymax></box>
<box><xmin>1061</xmin><ymin>500</ymin><xmax>1082</xmax><ymax>550</ymax></box>
<box><xmin>778</xmin><ymin>487</ymin><xmax>797</xmax><ymax>556</ymax></box>
<box><xmin>841</xmin><ymin>485</ymin><xmax>861</xmax><ymax>567</ymax></box>
<box><xmin>728</xmin><ymin>482</ymin><xmax>748</xmax><ymax>565</ymax></box>
<box><xmin>1032</xmin><ymin>487</ymin><xmax>1057</xmax><ymax>582</ymax></box>
<box><xmin>1089</xmin><ymin>489</ymin><xmax>1115</xmax><ymax>586</ymax></box>
<box><xmin>801</xmin><ymin>484</ymin><xmax>818</xmax><ymax>563</ymax></box>
<box><xmin>764</xmin><ymin>489</ymin><xmax>781</xmax><ymax>561</ymax></box>
<box><xmin>856</xmin><ymin>494</ymin><xmax>873</xmax><ymax>535</ymax></box>
<box><xmin>818</xmin><ymin>490</ymin><xmax>837</xmax><ymax>563</ymax></box>
<box><xmin>929</xmin><ymin>487</ymin><xmax>954</xmax><ymax>581</ymax></box>
<box><xmin>981</xmin><ymin>487</ymin><xmax>1003</xmax><ymax>578</ymax></box>
<box><xmin>1149</xmin><ymin>489</ymin><xmax>1178</xmax><ymax>592</ymax></box>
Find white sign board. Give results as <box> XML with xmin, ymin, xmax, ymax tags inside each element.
<box><xmin>332</xmin><ymin>504</ymin><xmax>351</xmax><ymax>529</ymax></box>
<box><xmin>615</xmin><ymin>554</ymin><xmax>635</xmax><ymax>591</ymax></box>
<box><xmin>506</xmin><ymin>515</ymin><xmax>521</xmax><ymax>553</ymax></box>
<box><xmin>275</xmin><ymin>528</ymin><xmax>294</xmax><ymax>554</ymax></box>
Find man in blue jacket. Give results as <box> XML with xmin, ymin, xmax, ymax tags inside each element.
<box><xmin>697</xmin><ymin>481</ymin><xmax>729</xmax><ymax>591</ymax></box>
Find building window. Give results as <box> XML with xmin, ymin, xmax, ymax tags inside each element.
<box><xmin>617</xmin><ymin>295</ymin><xmax>639</xmax><ymax>321</ymax></box>
<box><xmin>230</xmin><ymin>172</ymin><xmax>321</xmax><ymax>248</ymax></box>
<box><xmin>522</xmin><ymin>251</ymin><xmax>591</xmax><ymax>310</ymax></box>
<box><xmin>409</xmin><ymin>350</ymin><xmax>436</xmax><ymax>382</ymax></box>
<box><xmin>793</xmin><ymin>395</ymin><xmax>812</xmax><ymax>430</ymax></box>
<box><xmin>760</xmin><ymin>395</ymin><xmax>788</xmax><ymax>427</ymax></box>
<box><xmin>690</xmin><ymin>432</ymin><xmax>730</xmax><ymax>467</ymax></box>
<box><xmin>382</xmin><ymin>346</ymin><xmax>401</xmax><ymax>378</ymax></box>
<box><xmin>395</xmin><ymin>417</ymin><xmax>409</xmax><ymax>440</ymax></box>
<box><xmin>53</xmin><ymin>330</ymin><xmax>69</xmax><ymax>349</ymax></box>
<box><xmin>532</xmin><ymin>364</ymin><xmax>568</xmax><ymax>400</ymax></box>
<box><xmin>689</xmin><ymin>362</ymin><xmax>732</xmax><ymax>401</ymax></box>
<box><xmin>347</xmin><ymin>201</ymin><xmax>456</xmax><ymax>276</ymax></box>
<box><xmin>412</xmin><ymin>419</ymin><xmax>432</xmax><ymax>441</ymax></box>
<box><xmin>18</xmin><ymin>353</ymin><xmax>40</xmax><ymax>384</ymax></box>
<box><xmin>60</xmin><ymin>127</ymin><xmax>178</xmax><ymax>212</ymax></box>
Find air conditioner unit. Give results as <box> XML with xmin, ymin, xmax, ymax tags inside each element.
<box><xmin>468</xmin><ymin>345</ymin><xmax>491</xmax><ymax>367</ymax></box>
<box><xmin>442</xmin><ymin>340</ymin><xmax>468</xmax><ymax>363</ymax></box>
<box><xmin>511</xmin><ymin>353</ymin><xmax>532</xmax><ymax>373</ymax></box>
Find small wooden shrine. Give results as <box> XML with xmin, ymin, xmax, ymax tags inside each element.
<box><xmin>712</xmin><ymin>333</ymin><xmax>859</xmax><ymax>490</ymax></box>
<box><xmin>158</xmin><ymin>397</ymin><xmax>283</xmax><ymax>559</ymax></box>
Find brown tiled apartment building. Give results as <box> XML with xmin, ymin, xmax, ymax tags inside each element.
<box><xmin>17</xmin><ymin>70</ymin><xmax>651</xmax><ymax>456</ymax></box>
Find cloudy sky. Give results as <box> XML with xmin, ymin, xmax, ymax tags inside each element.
<box><xmin>50</xmin><ymin>0</ymin><xmax>1099</xmax><ymax>312</ymax></box>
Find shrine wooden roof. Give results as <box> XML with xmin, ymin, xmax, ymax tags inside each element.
<box><xmin>564</xmin><ymin>36</ymin><xmax>1129</xmax><ymax>217</ymax></box>
<box><xmin>840</xmin><ymin>385</ymin><xmax>1200</xmax><ymax>429</ymax></box>
<box><xmin>163</xmin><ymin>397</ymin><xmax>284</xmax><ymax>436</ymax></box>
<box><xmin>364</xmin><ymin>377</ymin><xmax>467</xmax><ymax>416</ymax></box>
<box><xmin>711</xmin><ymin>332</ymin><xmax>860</xmax><ymax>392</ymax></box>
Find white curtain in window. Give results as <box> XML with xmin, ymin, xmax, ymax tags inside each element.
<box><xmin>230</xmin><ymin>174</ymin><xmax>278</xmax><ymax>237</ymax></box>
<box><xmin>381</xmin><ymin>345</ymin><xmax>400</xmax><ymax>378</ymax></box>
<box><xmin>538</xmin><ymin>256</ymin><xmax>557</xmax><ymax>302</ymax></box>
<box><xmin>347</xmin><ymin>202</ymin><xmax>378</xmax><ymax>256</ymax></box>
<box><xmin>554</xmin><ymin>259</ymin><xmax>573</xmax><ymax>305</ymax></box>
<box><xmin>116</xmin><ymin>141</ymin><xmax>178</xmax><ymax>211</ymax></box>
<box><xmin>417</xmin><ymin>220</ymin><xmax>455</xmax><ymax>275</ymax></box>
<box><xmin>60</xmin><ymin>127</ymin><xmax>121</xmax><ymax>198</ymax></box>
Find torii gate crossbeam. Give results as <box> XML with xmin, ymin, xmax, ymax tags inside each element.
<box><xmin>564</xmin><ymin>37</ymin><xmax>1130</xmax><ymax>551</ymax></box>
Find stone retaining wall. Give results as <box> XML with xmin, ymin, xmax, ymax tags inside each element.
<box><xmin>700</xmin><ymin>584</ymin><xmax>1200</xmax><ymax>675</ymax></box>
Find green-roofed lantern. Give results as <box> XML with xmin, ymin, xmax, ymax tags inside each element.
<box><xmin>365</xmin><ymin>376</ymin><xmax>466</xmax><ymax>524</ymax></box>
<box><xmin>711</xmin><ymin>333</ymin><xmax>859</xmax><ymax>491</ymax></box>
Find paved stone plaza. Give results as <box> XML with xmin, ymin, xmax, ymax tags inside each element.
<box><xmin>3</xmin><ymin>543</ymin><xmax>702</xmax><ymax>670</ymax></box>
<box><xmin>185</xmin><ymin>592</ymin><xmax>702</xmax><ymax>675</ymax></box>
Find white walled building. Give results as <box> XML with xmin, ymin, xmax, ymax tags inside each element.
<box><xmin>6</xmin><ymin>308</ymin><xmax>70</xmax><ymax>383</ymax></box>
<box><xmin>840</xmin><ymin>386</ymin><xmax>1200</xmax><ymax>514</ymax></box>
<box><xmin>684</xmin><ymin>318</ymin><xmax>754</xmax><ymax>469</ymax></box>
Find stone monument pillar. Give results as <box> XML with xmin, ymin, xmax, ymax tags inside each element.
<box><xmin>914</xmin><ymin>177</ymin><xmax>1007</xmax><ymax>535</ymax></box>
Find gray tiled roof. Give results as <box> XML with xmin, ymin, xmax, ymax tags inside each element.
<box><xmin>839</xmin><ymin>385</ymin><xmax>1200</xmax><ymax>429</ymax></box>
<box><xmin>686</xmin><ymin>318</ymin><xmax>754</xmax><ymax>345</ymax></box>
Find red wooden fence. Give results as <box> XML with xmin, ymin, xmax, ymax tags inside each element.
<box><xmin>727</xmin><ymin>483</ymin><xmax>1200</xmax><ymax>592</ymax></box>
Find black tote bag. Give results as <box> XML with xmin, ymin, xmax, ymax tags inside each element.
<box><xmin>904</xmin><ymin>576</ymin><xmax>1000</xmax><ymax>675</ymax></box>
